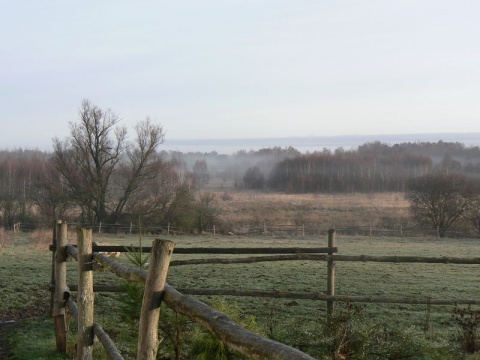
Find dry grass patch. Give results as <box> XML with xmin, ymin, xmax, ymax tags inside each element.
<box><xmin>215</xmin><ymin>191</ymin><xmax>410</xmax><ymax>230</ymax></box>
<box><xmin>27</xmin><ymin>229</ymin><xmax>52</xmax><ymax>249</ymax></box>
<box><xmin>0</xmin><ymin>228</ymin><xmax>14</xmax><ymax>248</ymax></box>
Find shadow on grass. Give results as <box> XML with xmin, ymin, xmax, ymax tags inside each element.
<box><xmin>8</xmin><ymin>318</ymin><xmax>70</xmax><ymax>360</ymax></box>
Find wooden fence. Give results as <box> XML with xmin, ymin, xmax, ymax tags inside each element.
<box><xmin>50</xmin><ymin>222</ymin><xmax>480</xmax><ymax>359</ymax></box>
<box><xmin>50</xmin><ymin>221</ymin><xmax>325</xmax><ymax>360</ymax></box>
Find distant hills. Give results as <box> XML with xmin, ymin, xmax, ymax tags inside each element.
<box><xmin>164</xmin><ymin>133</ymin><xmax>480</xmax><ymax>154</ymax></box>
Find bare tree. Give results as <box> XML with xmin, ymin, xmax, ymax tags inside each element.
<box><xmin>51</xmin><ymin>99</ymin><xmax>165</xmax><ymax>225</ymax></box>
<box><xmin>109</xmin><ymin>118</ymin><xmax>165</xmax><ymax>223</ymax></box>
<box><xmin>405</xmin><ymin>171</ymin><xmax>476</xmax><ymax>237</ymax></box>
<box><xmin>125</xmin><ymin>158</ymin><xmax>195</xmax><ymax>226</ymax></box>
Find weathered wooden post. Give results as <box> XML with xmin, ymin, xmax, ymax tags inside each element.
<box><xmin>77</xmin><ymin>228</ymin><xmax>94</xmax><ymax>360</ymax></box>
<box><xmin>53</xmin><ymin>220</ymin><xmax>69</xmax><ymax>353</ymax></box>
<box><xmin>50</xmin><ymin>220</ymin><xmax>58</xmax><ymax>316</ymax></box>
<box><xmin>326</xmin><ymin>228</ymin><xmax>336</xmax><ymax>324</ymax></box>
<box><xmin>137</xmin><ymin>239</ymin><xmax>175</xmax><ymax>360</ymax></box>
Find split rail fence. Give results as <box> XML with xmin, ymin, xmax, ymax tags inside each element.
<box><xmin>50</xmin><ymin>222</ymin><xmax>480</xmax><ymax>359</ymax></box>
<box><xmin>50</xmin><ymin>221</ymin><xmax>323</xmax><ymax>360</ymax></box>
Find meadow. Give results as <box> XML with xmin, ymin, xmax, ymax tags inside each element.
<box><xmin>213</xmin><ymin>191</ymin><xmax>411</xmax><ymax>231</ymax></box>
<box><xmin>1</xmin><ymin>192</ymin><xmax>480</xmax><ymax>359</ymax></box>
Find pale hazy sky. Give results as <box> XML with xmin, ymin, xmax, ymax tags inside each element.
<box><xmin>1</xmin><ymin>1</ymin><xmax>479</xmax><ymax>151</ymax></box>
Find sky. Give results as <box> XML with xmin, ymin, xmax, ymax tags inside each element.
<box><xmin>1</xmin><ymin>0</ymin><xmax>480</xmax><ymax>151</ymax></box>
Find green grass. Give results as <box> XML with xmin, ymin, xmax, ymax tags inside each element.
<box><xmin>2</xmin><ymin>231</ymin><xmax>480</xmax><ymax>358</ymax></box>
<box><xmin>8</xmin><ymin>318</ymin><xmax>70</xmax><ymax>360</ymax></box>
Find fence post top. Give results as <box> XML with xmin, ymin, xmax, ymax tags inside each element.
<box><xmin>153</xmin><ymin>238</ymin><xmax>176</xmax><ymax>246</ymax></box>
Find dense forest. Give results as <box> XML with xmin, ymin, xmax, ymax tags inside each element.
<box><xmin>179</xmin><ymin>140</ymin><xmax>480</xmax><ymax>193</ymax></box>
<box><xmin>265</xmin><ymin>141</ymin><xmax>475</xmax><ymax>193</ymax></box>
<box><xmin>1</xmin><ymin>140</ymin><xmax>479</xmax><ymax>228</ymax></box>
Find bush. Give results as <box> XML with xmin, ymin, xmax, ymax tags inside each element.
<box><xmin>187</xmin><ymin>298</ymin><xmax>263</xmax><ymax>360</ymax></box>
<box><xmin>280</xmin><ymin>303</ymin><xmax>452</xmax><ymax>359</ymax></box>
<box><xmin>452</xmin><ymin>305</ymin><xmax>480</xmax><ymax>353</ymax></box>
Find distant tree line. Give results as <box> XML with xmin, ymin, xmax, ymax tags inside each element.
<box><xmin>0</xmin><ymin>149</ymin><xmax>49</xmax><ymax>227</ymax></box>
<box><xmin>2</xmin><ymin>101</ymin><xmax>480</xmax><ymax>237</ymax></box>
<box><xmin>240</xmin><ymin>141</ymin><xmax>480</xmax><ymax>193</ymax></box>
<box><xmin>267</xmin><ymin>148</ymin><xmax>431</xmax><ymax>193</ymax></box>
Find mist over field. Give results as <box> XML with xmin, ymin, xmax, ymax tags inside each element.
<box><xmin>164</xmin><ymin>133</ymin><xmax>480</xmax><ymax>154</ymax></box>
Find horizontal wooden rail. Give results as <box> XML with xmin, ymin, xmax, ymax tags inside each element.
<box><xmin>170</xmin><ymin>254</ymin><xmax>327</xmax><ymax>266</ymax></box>
<box><xmin>172</xmin><ymin>253</ymin><xmax>480</xmax><ymax>266</ymax></box>
<box><xmin>177</xmin><ymin>246</ymin><xmax>337</xmax><ymax>254</ymax></box>
<box><xmin>173</xmin><ymin>288</ymin><xmax>480</xmax><ymax>306</ymax></box>
<box><xmin>332</xmin><ymin>254</ymin><xmax>480</xmax><ymax>264</ymax></box>
<box><xmin>50</xmin><ymin>284</ymin><xmax>124</xmax><ymax>293</ymax></box>
<box><xmin>56</xmin><ymin>245</ymin><xmax>337</xmax><ymax>254</ymax></box>
<box><xmin>70</xmin><ymin>244</ymin><xmax>480</xmax><ymax>266</ymax></box>
<box><xmin>59</xmin><ymin>284</ymin><xmax>480</xmax><ymax>306</ymax></box>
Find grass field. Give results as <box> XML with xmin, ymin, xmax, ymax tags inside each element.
<box><xmin>2</xmin><ymin>228</ymin><xmax>480</xmax><ymax>359</ymax></box>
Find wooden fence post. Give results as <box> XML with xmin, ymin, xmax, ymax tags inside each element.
<box><xmin>53</xmin><ymin>220</ymin><xmax>69</xmax><ymax>353</ymax></box>
<box><xmin>326</xmin><ymin>229</ymin><xmax>336</xmax><ymax>324</ymax></box>
<box><xmin>77</xmin><ymin>228</ymin><xmax>94</xmax><ymax>360</ymax></box>
<box><xmin>50</xmin><ymin>220</ymin><xmax>58</xmax><ymax>316</ymax></box>
<box><xmin>137</xmin><ymin>239</ymin><xmax>175</xmax><ymax>360</ymax></box>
